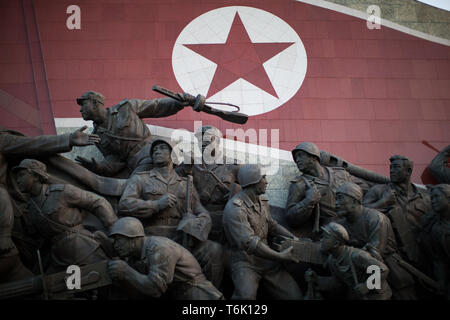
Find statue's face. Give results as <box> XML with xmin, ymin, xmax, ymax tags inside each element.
<box><xmin>389</xmin><ymin>160</ymin><xmax>410</xmax><ymax>183</ymax></box>
<box><xmin>254</xmin><ymin>175</ymin><xmax>268</xmax><ymax>195</ymax></box>
<box><xmin>320</xmin><ymin>233</ymin><xmax>336</xmax><ymax>253</ymax></box>
<box><xmin>113</xmin><ymin>236</ymin><xmax>133</xmax><ymax>258</ymax></box>
<box><xmin>294</xmin><ymin>150</ymin><xmax>316</xmax><ymax>174</ymax></box>
<box><xmin>79</xmin><ymin>99</ymin><xmax>96</xmax><ymax>121</ymax></box>
<box><xmin>335</xmin><ymin>193</ymin><xmax>355</xmax><ymax>217</ymax></box>
<box><xmin>431</xmin><ymin>188</ymin><xmax>448</xmax><ymax>213</ymax></box>
<box><xmin>152</xmin><ymin>143</ymin><xmax>171</xmax><ymax>166</ymax></box>
<box><xmin>16</xmin><ymin>169</ymin><xmax>35</xmax><ymax>194</ymax></box>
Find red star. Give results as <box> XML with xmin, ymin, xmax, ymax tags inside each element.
<box><xmin>184</xmin><ymin>12</ymin><xmax>295</xmax><ymax>98</ymax></box>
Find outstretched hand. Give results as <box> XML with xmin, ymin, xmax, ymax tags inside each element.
<box><xmin>70</xmin><ymin>125</ymin><xmax>101</xmax><ymax>146</ymax></box>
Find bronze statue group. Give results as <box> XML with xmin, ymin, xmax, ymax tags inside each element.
<box><xmin>0</xmin><ymin>91</ymin><xmax>449</xmax><ymax>300</ymax></box>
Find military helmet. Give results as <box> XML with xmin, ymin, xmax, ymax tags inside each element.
<box><xmin>291</xmin><ymin>142</ymin><xmax>321</xmax><ymax>161</ymax></box>
<box><xmin>336</xmin><ymin>182</ymin><xmax>363</xmax><ymax>203</ymax></box>
<box><xmin>76</xmin><ymin>91</ymin><xmax>105</xmax><ymax>106</ymax></box>
<box><xmin>12</xmin><ymin>159</ymin><xmax>49</xmax><ymax>181</ymax></box>
<box><xmin>194</xmin><ymin>125</ymin><xmax>222</xmax><ymax>139</ymax></box>
<box><xmin>238</xmin><ymin>164</ymin><xmax>264</xmax><ymax>188</ymax></box>
<box><xmin>149</xmin><ymin>137</ymin><xmax>174</xmax><ymax>156</ymax></box>
<box><xmin>109</xmin><ymin>217</ymin><xmax>145</xmax><ymax>238</ymax></box>
<box><xmin>321</xmin><ymin>222</ymin><xmax>349</xmax><ymax>243</ymax></box>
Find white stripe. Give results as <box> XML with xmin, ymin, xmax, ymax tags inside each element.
<box><xmin>296</xmin><ymin>0</ymin><xmax>450</xmax><ymax>46</ymax></box>
<box><xmin>54</xmin><ymin>118</ymin><xmax>294</xmax><ymax>162</ymax></box>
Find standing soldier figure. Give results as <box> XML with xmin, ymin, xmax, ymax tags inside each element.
<box><xmin>118</xmin><ymin>138</ymin><xmax>224</xmax><ymax>288</ymax></box>
<box><xmin>176</xmin><ymin>125</ymin><xmax>241</xmax><ymax>243</ymax></box>
<box><xmin>223</xmin><ymin>164</ymin><xmax>303</xmax><ymax>300</ymax></box>
<box><xmin>286</xmin><ymin>142</ymin><xmax>369</xmax><ymax>239</ymax></box>
<box><xmin>13</xmin><ymin>159</ymin><xmax>117</xmax><ymax>272</ymax></box>
<box><xmin>420</xmin><ymin>184</ymin><xmax>450</xmax><ymax>299</ymax></box>
<box><xmin>335</xmin><ymin>182</ymin><xmax>417</xmax><ymax>299</ymax></box>
<box><xmin>363</xmin><ymin>155</ymin><xmax>431</xmax><ymax>269</ymax></box>
<box><xmin>0</xmin><ymin>126</ymin><xmax>100</xmax><ymax>283</ymax></box>
<box><xmin>306</xmin><ymin>222</ymin><xmax>392</xmax><ymax>300</ymax></box>
<box><xmin>75</xmin><ymin>91</ymin><xmax>196</xmax><ymax>178</ymax></box>
<box><xmin>107</xmin><ymin>217</ymin><xmax>223</xmax><ymax>300</ymax></box>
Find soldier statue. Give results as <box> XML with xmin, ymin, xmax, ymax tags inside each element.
<box><xmin>428</xmin><ymin>145</ymin><xmax>450</xmax><ymax>184</ymax></box>
<box><xmin>107</xmin><ymin>217</ymin><xmax>223</xmax><ymax>300</ymax></box>
<box><xmin>75</xmin><ymin>91</ymin><xmax>196</xmax><ymax>178</ymax></box>
<box><xmin>13</xmin><ymin>159</ymin><xmax>117</xmax><ymax>272</ymax></box>
<box><xmin>0</xmin><ymin>126</ymin><xmax>100</xmax><ymax>283</ymax></box>
<box><xmin>222</xmin><ymin>164</ymin><xmax>303</xmax><ymax>300</ymax></box>
<box><xmin>305</xmin><ymin>222</ymin><xmax>392</xmax><ymax>300</ymax></box>
<box><xmin>419</xmin><ymin>184</ymin><xmax>450</xmax><ymax>299</ymax></box>
<box><xmin>176</xmin><ymin>125</ymin><xmax>241</xmax><ymax>243</ymax></box>
<box><xmin>286</xmin><ymin>142</ymin><xmax>369</xmax><ymax>239</ymax></box>
<box><xmin>118</xmin><ymin>138</ymin><xmax>224</xmax><ymax>288</ymax></box>
<box><xmin>335</xmin><ymin>182</ymin><xmax>417</xmax><ymax>299</ymax></box>
<box><xmin>363</xmin><ymin>155</ymin><xmax>431</xmax><ymax>268</ymax></box>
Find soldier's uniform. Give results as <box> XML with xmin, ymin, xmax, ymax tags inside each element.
<box><xmin>78</xmin><ymin>94</ymin><xmax>185</xmax><ymax>177</ymax></box>
<box><xmin>23</xmin><ymin>182</ymin><xmax>117</xmax><ymax>272</ymax></box>
<box><xmin>286</xmin><ymin>167</ymin><xmax>366</xmax><ymax>238</ymax></box>
<box><xmin>177</xmin><ymin>162</ymin><xmax>241</xmax><ymax>243</ymax></box>
<box><xmin>124</xmin><ymin>235</ymin><xmax>223</xmax><ymax>300</ymax></box>
<box><xmin>223</xmin><ymin>191</ymin><xmax>303</xmax><ymax>300</ymax></box>
<box><xmin>420</xmin><ymin>209</ymin><xmax>450</xmax><ymax>299</ymax></box>
<box><xmin>337</xmin><ymin>207</ymin><xmax>417</xmax><ymax>299</ymax></box>
<box><xmin>319</xmin><ymin>245</ymin><xmax>392</xmax><ymax>300</ymax></box>
<box><xmin>363</xmin><ymin>183</ymin><xmax>431</xmax><ymax>267</ymax></box>
<box><xmin>0</xmin><ymin>129</ymin><xmax>75</xmax><ymax>282</ymax></box>
<box><xmin>118</xmin><ymin>168</ymin><xmax>224</xmax><ymax>288</ymax></box>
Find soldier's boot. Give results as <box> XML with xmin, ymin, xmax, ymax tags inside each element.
<box><xmin>0</xmin><ymin>254</ymin><xmax>33</xmax><ymax>284</ymax></box>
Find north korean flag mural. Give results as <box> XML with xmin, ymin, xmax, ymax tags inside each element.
<box><xmin>0</xmin><ymin>0</ymin><xmax>449</xmax><ymax>183</ymax></box>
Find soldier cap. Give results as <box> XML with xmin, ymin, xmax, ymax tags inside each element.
<box><xmin>194</xmin><ymin>125</ymin><xmax>222</xmax><ymax>139</ymax></box>
<box><xmin>76</xmin><ymin>91</ymin><xmax>105</xmax><ymax>106</ymax></box>
<box><xmin>238</xmin><ymin>164</ymin><xmax>264</xmax><ymax>188</ymax></box>
<box><xmin>291</xmin><ymin>142</ymin><xmax>321</xmax><ymax>161</ymax></box>
<box><xmin>109</xmin><ymin>217</ymin><xmax>145</xmax><ymax>238</ymax></box>
<box><xmin>12</xmin><ymin>159</ymin><xmax>49</xmax><ymax>181</ymax></box>
<box><xmin>321</xmin><ymin>222</ymin><xmax>349</xmax><ymax>243</ymax></box>
<box><xmin>336</xmin><ymin>182</ymin><xmax>363</xmax><ymax>203</ymax></box>
<box><xmin>149</xmin><ymin>138</ymin><xmax>174</xmax><ymax>156</ymax></box>
<box><xmin>430</xmin><ymin>184</ymin><xmax>450</xmax><ymax>198</ymax></box>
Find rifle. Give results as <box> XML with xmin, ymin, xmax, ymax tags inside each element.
<box><xmin>391</xmin><ymin>254</ymin><xmax>440</xmax><ymax>292</ymax></box>
<box><xmin>0</xmin><ymin>260</ymin><xmax>112</xmax><ymax>300</ymax></box>
<box><xmin>271</xmin><ymin>235</ymin><xmax>324</xmax><ymax>265</ymax></box>
<box><xmin>153</xmin><ymin>85</ymin><xmax>248</xmax><ymax>124</ymax></box>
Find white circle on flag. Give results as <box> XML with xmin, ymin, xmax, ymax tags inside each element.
<box><xmin>172</xmin><ymin>6</ymin><xmax>307</xmax><ymax>117</ymax></box>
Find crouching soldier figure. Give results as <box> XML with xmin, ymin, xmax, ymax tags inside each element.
<box><xmin>305</xmin><ymin>222</ymin><xmax>392</xmax><ymax>300</ymax></box>
<box><xmin>223</xmin><ymin>164</ymin><xmax>303</xmax><ymax>300</ymax></box>
<box><xmin>14</xmin><ymin>159</ymin><xmax>117</xmax><ymax>272</ymax></box>
<box><xmin>107</xmin><ymin>217</ymin><xmax>223</xmax><ymax>300</ymax></box>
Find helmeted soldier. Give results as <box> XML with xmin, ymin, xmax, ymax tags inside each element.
<box><xmin>363</xmin><ymin>155</ymin><xmax>431</xmax><ymax>268</ymax></box>
<box><xmin>305</xmin><ymin>222</ymin><xmax>392</xmax><ymax>300</ymax></box>
<box><xmin>107</xmin><ymin>217</ymin><xmax>223</xmax><ymax>299</ymax></box>
<box><xmin>176</xmin><ymin>125</ymin><xmax>241</xmax><ymax>243</ymax></box>
<box><xmin>118</xmin><ymin>138</ymin><xmax>224</xmax><ymax>288</ymax></box>
<box><xmin>428</xmin><ymin>145</ymin><xmax>450</xmax><ymax>184</ymax></box>
<box><xmin>223</xmin><ymin>164</ymin><xmax>303</xmax><ymax>300</ymax></box>
<box><xmin>75</xmin><ymin>90</ymin><xmax>196</xmax><ymax>178</ymax></box>
<box><xmin>419</xmin><ymin>184</ymin><xmax>450</xmax><ymax>299</ymax></box>
<box><xmin>286</xmin><ymin>142</ymin><xmax>369</xmax><ymax>239</ymax></box>
<box><xmin>335</xmin><ymin>182</ymin><xmax>417</xmax><ymax>299</ymax></box>
<box><xmin>0</xmin><ymin>126</ymin><xmax>100</xmax><ymax>283</ymax></box>
<box><xmin>13</xmin><ymin>159</ymin><xmax>117</xmax><ymax>272</ymax></box>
